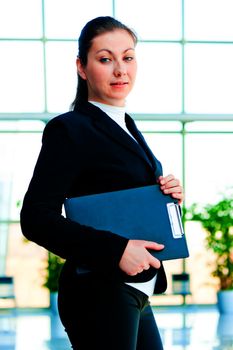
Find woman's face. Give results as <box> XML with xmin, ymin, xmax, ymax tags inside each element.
<box><xmin>77</xmin><ymin>29</ymin><xmax>137</xmax><ymax>106</ymax></box>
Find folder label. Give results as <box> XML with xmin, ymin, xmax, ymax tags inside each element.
<box><xmin>167</xmin><ymin>203</ymin><xmax>184</xmax><ymax>239</ymax></box>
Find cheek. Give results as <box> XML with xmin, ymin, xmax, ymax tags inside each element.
<box><xmin>87</xmin><ymin>69</ymin><xmax>104</xmax><ymax>86</ymax></box>
<box><xmin>129</xmin><ymin>63</ymin><xmax>137</xmax><ymax>80</ymax></box>
<box><xmin>94</xmin><ymin>75</ymin><xmax>108</xmax><ymax>88</ymax></box>
<box><xmin>91</xmin><ymin>67</ymin><xmax>111</xmax><ymax>84</ymax></box>
<box><xmin>130</xmin><ymin>68</ymin><xmax>137</xmax><ymax>85</ymax></box>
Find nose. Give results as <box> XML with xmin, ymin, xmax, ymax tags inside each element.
<box><xmin>114</xmin><ymin>61</ymin><xmax>126</xmax><ymax>77</ymax></box>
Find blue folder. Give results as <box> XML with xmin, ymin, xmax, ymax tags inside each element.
<box><xmin>64</xmin><ymin>184</ymin><xmax>189</xmax><ymax>261</ymax></box>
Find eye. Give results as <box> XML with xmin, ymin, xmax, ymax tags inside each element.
<box><xmin>99</xmin><ymin>57</ymin><xmax>111</xmax><ymax>63</ymax></box>
<box><xmin>124</xmin><ymin>56</ymin><xmax>134</xmax><ymax>62</ymax></box>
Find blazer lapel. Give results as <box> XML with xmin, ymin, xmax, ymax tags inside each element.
<box><xmin>125</xmin><ymin>114</ymin><xmax>163</xmax><ymax>179</ymax></box>
<box><xmin>78</xmin><ymin>102</ymin><xmax>155</xmax><ymax>170</ymax></box>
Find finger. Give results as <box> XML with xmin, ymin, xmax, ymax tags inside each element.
<box><xmin>163</xmin><ymin>185</ymin><xmax>183</xmax><ymax>195</ymax></box>
<box><xmin>171</xmin><ymin>191</ymin><xmax>183</xmax><ymax>198</ymax></box>
<box><xmin>157</xmin><ymin>175</ymin><xmax>164</xmax><ymax>183</ymax></box>
<box><xmin>171</xmin><ymin>192</ymin><xmax>184</xmax><ymax>204</ymax></box>
<box><xmin>128</xmin><ymin>271</ymin><xmax>138</xmax><ymax>276</ymax></box>
<box><xmin>159</xmin><ymin>174</ymin><xmax>175</xmax><ymax>185</ymax></box>
<box><xmin>161</xmin><ymin>179</ymin><xmax>180</xmax><ymax>190</ymax></box>
<box><xmin>148</xmin><ymin>256</ymin><xmax>161</xmax><ymax>269</ymax></box>
<box><xmin>138</xmin><ymin>268</ymin><xmax>144</xmax><ymax>273</ymax></box>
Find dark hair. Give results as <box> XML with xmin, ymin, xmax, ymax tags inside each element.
<box><xmin>70</xmin><ymin>16</ymin><xmax>137</xmax><ymax>110</ymax></box>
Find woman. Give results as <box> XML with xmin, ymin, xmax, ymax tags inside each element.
<box><xmin>20</xmin><ymin>16</ymin><xmax>183</xmax><ymax>350</ymax></box>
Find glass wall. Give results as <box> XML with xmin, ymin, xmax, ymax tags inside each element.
<box><xmin>0</xmin><ymin>0</ymin><xmax>233</xmax><ymax>307</ymax></box>
<box><xmin>0</xmin><ymin>122</ymin><xmax>46</xmax><ymax>307</ymax></box>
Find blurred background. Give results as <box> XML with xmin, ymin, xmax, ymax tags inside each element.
<box><xmin>0</xmin><ymin>0</ymin><xmax>233</xmax><ymax>349</ymax></box>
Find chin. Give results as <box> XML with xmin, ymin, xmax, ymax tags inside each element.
<box><xmin>112</xmin><ymin>94</ymin><xmax>129</xmax><ymax>103</ymax></box>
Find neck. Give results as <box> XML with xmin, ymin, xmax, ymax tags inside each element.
<box><xmin>89</xmin><ymin>101</ymin><xmax>126</xmax><ymax>114</ymax></box>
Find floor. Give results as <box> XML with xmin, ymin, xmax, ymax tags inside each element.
<box><xmin>0</xmin><ymin>305</ymin><xmax>232</xmax><ymax>350</ymax></box>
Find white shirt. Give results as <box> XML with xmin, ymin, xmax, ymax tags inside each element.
<box><xmin>89</xmin><ymin>101</ymin><xmax>157</xmax><ymax>296</ymax></box>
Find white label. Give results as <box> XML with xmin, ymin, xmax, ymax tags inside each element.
<box><xmin>167</xmin><ymin>203</ymin><xmax>184</xmax><ymax>239</ymax></box>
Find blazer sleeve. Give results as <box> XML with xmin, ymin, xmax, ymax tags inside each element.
<box><xmin>20</xmin><ymin>117</ymin><xmax>129</xmax><ymax>274</ymax></box>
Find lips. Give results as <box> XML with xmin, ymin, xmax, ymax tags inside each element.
<box><xmin>110</xmin><ymin>82</ymin><xmax>128</xmax><ymax>86</ymax></box>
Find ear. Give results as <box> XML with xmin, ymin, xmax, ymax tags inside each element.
<box><xmin>76</xmin><ymin>57</ymin><xmax>87</xmax><ymax>80</ymax></box>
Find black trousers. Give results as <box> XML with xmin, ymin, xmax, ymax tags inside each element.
<box><xmin>58</xmin><ymin>266</ymin><xmax>164</xmax><ymax>350</ymax></box>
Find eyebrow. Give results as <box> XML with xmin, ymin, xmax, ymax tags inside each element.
<box><xmin>96</xmin><ymin>48</ymin><xmax>135</xmax><ymax>55</ymax></box>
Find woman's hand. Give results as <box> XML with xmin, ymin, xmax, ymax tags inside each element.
<box><xmin>158</xmin><ymin>174</ymin><xmax>184</xmax><ymax>205</ymax></box>
<box><xmin>119</xmin><ymin>240</ymin><xmax>164</xmax><ymax>276</ymax></box>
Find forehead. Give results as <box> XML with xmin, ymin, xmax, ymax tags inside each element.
<box><xmin>90</xmin><ymin>29</ymin><xmax>135</xmax><ymax>53</ymax></box>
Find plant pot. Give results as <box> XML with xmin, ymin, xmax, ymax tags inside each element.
<box><xmin>217</xmin><ymin>314</ymin><xmax>233</xmax><ymax>340</ymax></box>
<box><xmin>217</xmin><ymin>290</ymin><xmax>233</xmax><ymax>314</ymax></box>
<box><xmin>49</xmin><ymin>291</ymin><xmax>58</xmax><ymax>314</ymax></box>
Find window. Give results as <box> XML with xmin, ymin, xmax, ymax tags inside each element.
<box><xmin>0</xmin><ymin>0</ymin><xmax>233</xmax><ymax>307</ymax></box>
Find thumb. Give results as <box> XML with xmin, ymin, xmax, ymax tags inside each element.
<box><xmin>144</xmin><ymin>241</ymin><xmax>164</xmax><ymax>251</ymax></box>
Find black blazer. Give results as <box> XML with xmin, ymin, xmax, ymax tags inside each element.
<box><xmin>20</xmin><ymin>102</ymin><xmax>167</xmax><ymax>294</ymax></box>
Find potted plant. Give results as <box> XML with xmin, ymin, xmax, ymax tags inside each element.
<box><xmin>186</xmin><ymin>191</ymin><xmax>233</xmax><ymax>313</ymax></box>
<box><xmin>43</xmin><ymin>252</ymin><xmax>64</xmax><ymax>312</ymax></box>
